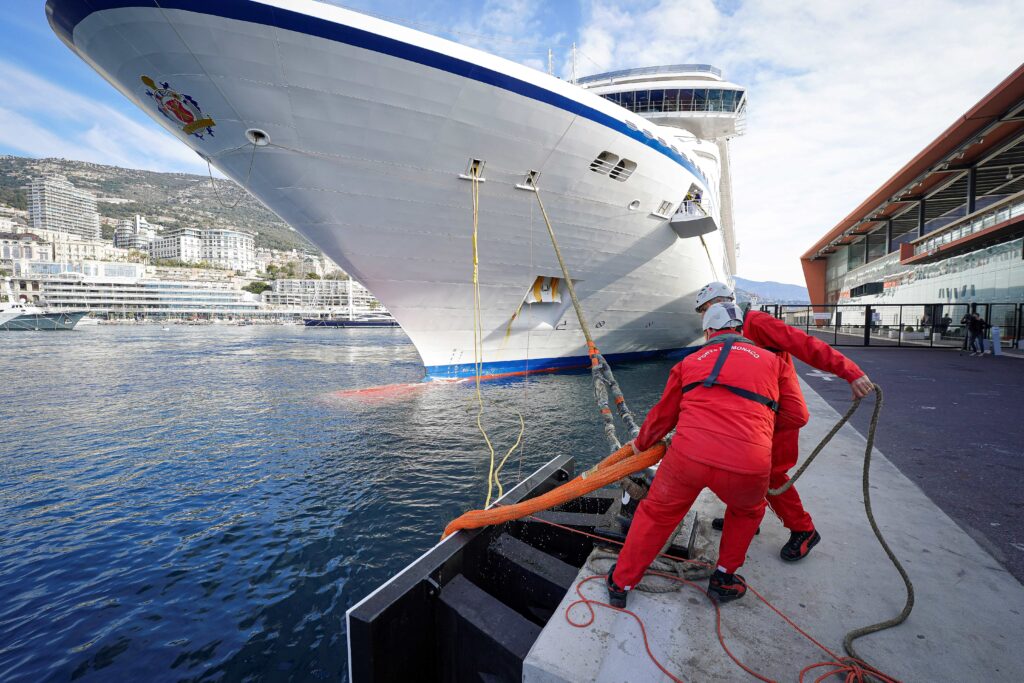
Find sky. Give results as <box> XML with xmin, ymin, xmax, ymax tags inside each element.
<box><xmin>2</xmin><ymin>1</ymin><xmax>1023</xmax><ymax>283</ymax></box>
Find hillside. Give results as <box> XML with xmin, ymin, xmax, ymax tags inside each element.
<box><xmin>734</xmin><ymin>276</ymin><xmax>810</xmax><ymax>304</ymax></box>
<box><xmin>0</xmin><ymin>155</ymin><xmax>314</xmax><ymax>252</ymax></box>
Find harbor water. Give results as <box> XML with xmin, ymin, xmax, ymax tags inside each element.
<box><xmin>0</xmin><ymin>326</ymin><xmax>673</xmax><ymax>682</ymax></box>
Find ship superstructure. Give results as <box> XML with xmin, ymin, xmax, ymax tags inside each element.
<box><xmin>47</xmin><ymin>0</ymin><xmax>745</xmax><ymax>378</ymax></box>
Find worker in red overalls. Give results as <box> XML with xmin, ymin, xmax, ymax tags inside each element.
<box><xmin>607</xmin><ymin>303</ymin><xmax>809</xmax><ymax>606</ymax></box>
<box><xmin>694</xmin><ymin>282</ymin><xmax>873</xmax><ymax>562</ymax></box>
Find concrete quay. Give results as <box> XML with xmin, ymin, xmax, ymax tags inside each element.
<box><xmin>794</xmin><ymin>346</ymin><xmax>1024</xmax><ymax>582</ymax></box>
<box><xmin>523</xmin><ymin>378</ymin><xmax>1024</xmax><ymax>682</ymax></box>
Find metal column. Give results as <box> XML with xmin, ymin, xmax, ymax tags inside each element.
<box><xmin>967</xmin><ymin>166</ymin><xmax>977</xmax><ymax>214</ymax></box>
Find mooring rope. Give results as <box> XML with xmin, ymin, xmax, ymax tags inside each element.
<box><xmin>767</xmin><ymin>385</ymin><xmax>913</xmax><ymax>665</ymax></box>
<box><xmin>468</xmin><ymin>170</ymin><xmax>525</xmax><ymax>508</ymax></box>
<box><xmin>532</xmin><ymin>186</ymin><xmax>639</xmax><ymax>450</ymax></box>
<box><xmin>205</xmin><ymin>141</ymin><xmax>257</xmax><ymax>210</ymax></box>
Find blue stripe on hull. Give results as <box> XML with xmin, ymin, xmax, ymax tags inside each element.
<box><xmin>424</xmin><ymin>346</ymin><xmax>702</xmax><ymax>380</ymax></box>
<box><xmin>45</xmin><ymin>0</ymin><xmax>707</xmax><ymax>185</ymax></box>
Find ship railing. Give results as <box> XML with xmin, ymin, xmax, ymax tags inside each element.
<box><xmin>578</xmin><ymin>64</ymin><xmax>722</xmax><ymax>84</ymax></box>
<box><xmin>913</xmin><ymin>190</ymin><xmax>1024</xmax><ymax>256</ymax></box>
<box><xmin>674</xmin><ymin>200</ymin><xmax>709</xmax><ymax>219</ymax></box>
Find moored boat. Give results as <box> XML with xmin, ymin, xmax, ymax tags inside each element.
<box><xmin>47</xmin><ymin>0</ymin><xmax>744</xmax><ymax>377</ymax></box>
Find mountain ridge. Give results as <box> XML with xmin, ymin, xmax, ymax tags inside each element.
<box><xmin>0</xmin><ymin>155</ymin><xmax>313</xmax><ymax>252</ymax></box>
<box><xmin>734</xmin><ymin>276</ymin><xmax>809</xmax><ymax>304</ymax></box>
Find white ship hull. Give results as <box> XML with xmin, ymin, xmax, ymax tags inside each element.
<box><xmin>48</xmin><ymin>0</ymin><xmax>732</xmax><ymax>378</ymax></box>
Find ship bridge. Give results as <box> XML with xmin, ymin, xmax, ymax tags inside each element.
<box><xmin>579</xmin><ymin>64</ymin><xmax>746</xmax><ymax>140</ymax></box>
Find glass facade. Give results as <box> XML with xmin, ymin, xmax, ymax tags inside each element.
<box><xmin>915</xmin><ymin>195</ymin><xmax>1024</xmax><ymax>255</ymax></box>
<box><xmin>827</xmin><ymin>238</ymin><xmax>1024</xmax><ymax>304</ymax></box>
<box><xmin>601</xmin><ymin>88</ymin><xmax>745</xmax><ymax>114</ymax></box>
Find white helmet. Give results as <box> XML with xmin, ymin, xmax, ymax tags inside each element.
<box><xmin>702</xmin><ymin>302</ymin><xmax>745</xmax><ymax>331</ymax></box>
<box><xmin>695</xmin><ymin>281</ymin><xmax>735</xmax><ymax>311</ymax></box>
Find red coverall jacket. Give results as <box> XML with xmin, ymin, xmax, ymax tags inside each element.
<box><xmin>744</xmin><ymin>310</ymin><xmax>865</xmax><ymax>408</ymax></box>
<box><xmin>634</xmin><ymin>332</ymin><xmax>808</xmax><ymax>474</ymax></box>
<box><xmin>741</xmin><ymin>310</ymin><xmax>866</xmax><ymax>530</ymax></box>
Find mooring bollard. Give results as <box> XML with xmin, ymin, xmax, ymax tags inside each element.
<box><xmin>991</xmin><ymin>326</ymin><xmax>1002</xmax><ymax>356</ymax></box>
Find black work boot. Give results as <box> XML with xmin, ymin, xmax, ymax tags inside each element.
<box><xmin>711</xmin><ymin>517</ymin><xmax>760</xmax><ymax>534</ymax></box>
<box><xmin>780</xmin><ymin>529</ymin><xmax>821</xmax><ymax>562</ymax></box>
<box><xmin>707</xmin><ymin>569</ymin><xmax>747</xmax><ymax>603</ymax></box>
<box><xmin>606</xmin><ymin>563</ymin><xmax>629</xmax><ymax>609</ymax></box>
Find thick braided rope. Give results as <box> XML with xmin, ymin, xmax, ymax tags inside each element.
<box><xmin>769</xmin><ymin>386</ymin><xmax>914</xmax><ymax>664</ymax></box>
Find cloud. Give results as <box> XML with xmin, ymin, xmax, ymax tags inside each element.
<box><xmin>446</xmin><ymin>0</ymin><xmax>565</xmax><ymax>68</ymax></box>
<box><xmin>0</xmin><ymin>59</ymin><xmax>209</xmax><ymax>174</ymax></box>
<box><xmin>572</xmin><ymin>0</ymin><xmax>1024</xmax><ymax>283</ymax></box>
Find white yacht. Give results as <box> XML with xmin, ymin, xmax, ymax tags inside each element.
<box><xmin>47</xmin><ymin>0</ymin><xmax>745</xmax><ymax>377</ymax></box>
<box><xmin>0</xmin><ymin>279</ymin><xmax>86</xmax><ymax>331</ymax></box>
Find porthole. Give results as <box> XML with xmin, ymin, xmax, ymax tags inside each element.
<box><xmin>625</xmin><ymin>120</ymin><xmax>639</xmax><ymax>131</ymax></box>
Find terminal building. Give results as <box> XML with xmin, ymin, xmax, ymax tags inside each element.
<box><xmin>801</xmin><ymin>64</ymin><xmax>1024</xmax><ymax>342</ymax></box>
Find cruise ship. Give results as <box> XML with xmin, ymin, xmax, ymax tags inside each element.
<box><xmin>47</xmin><ymin>0</ymin><xmax>745</xmax><ymax>378</ymax></box>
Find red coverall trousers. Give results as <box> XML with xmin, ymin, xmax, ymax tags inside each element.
<box><xmin>614</xmin><ymin>453</ymin><xmax>768</xmax><ymax>588</ymax></box>
<box><xmin>767</xmin><ymin>427</ymin><xmax>814</xmax><ymax>532</ymax></box>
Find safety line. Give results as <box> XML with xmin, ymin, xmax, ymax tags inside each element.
<box><xmin>767</xmin><ymin>384</ymin><xmax>914</xmax><ymax>663</ymax></box>
<box><xmin>528</xmin><ymin>515</ymin><xmax>900</xmax><ymax>683</ymax></box>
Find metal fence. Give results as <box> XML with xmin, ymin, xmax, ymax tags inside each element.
<box><xmin>757</xmin><ymin>303</ymin><xmax>1024</xmax><ymax>350</ymax></box>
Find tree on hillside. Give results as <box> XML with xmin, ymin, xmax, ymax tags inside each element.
<box><xmin>243</xmin><ymin>281</ymin><xmax>271</xmax><ymax>295</ymax></box>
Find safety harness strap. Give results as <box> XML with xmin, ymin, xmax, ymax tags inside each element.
<box><xmin>702</xmin><ymin>337</ymin><xmax>735</xmax><ymax>387</ymax></box>
<box><xmin>681</xmin><ymin>335</ymin><xmax>780</xmax><ymax>412</ymax></box>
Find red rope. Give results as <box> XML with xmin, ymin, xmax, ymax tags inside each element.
<box><xmin>526</xmin><ymin>515</ymin><xmax>902</xmax><ymax>683</ymax></box>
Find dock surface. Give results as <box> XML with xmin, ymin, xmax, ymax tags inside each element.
<box><xmin>523</xmin><ymin>378</ymin><xmax>1024</xmax><ymax>682</ymax></box>
<box><xmin>794</xmin><ymin>346</ymin><xmax>1024</xmax><ymax>581</ymax></box>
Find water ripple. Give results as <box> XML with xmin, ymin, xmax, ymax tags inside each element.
<box><xmin>0</xmin><ymin>326</ymin><xmax>671</xmax><ymax>682</ymax></box>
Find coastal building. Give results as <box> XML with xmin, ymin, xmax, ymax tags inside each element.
<box><xmin>801</xmin><ymin>64</ymin><xmax>1024</xmax><ymax>332</ymax></box>
<box><xmin>201</xmin><ymin>228</ymin><xmax>255</xmax><ymax>272</ymax></box>
<box><xmin>14</xmin><ymin>226</ymin><xmax>130</xmax><ymax>263</ymax></box>
<box><xmin>0</xmin><ymin>232</ymin><xmax>50</xmax><ymax>269</ymax></box>
<box><xmin>11</xmin><ymin>259</ymin><xmax>261</xmax><ymax>318</ymax></box>
<box><xmin>113</xmin><ymin>215</ymin><xmax>158</xmax><ymax>250</ymax></box>
<box><xmin>261</xmin><ymin>278</ymin><xmax>385</xmax><ymax>315</ymax></box>
<box><xmin>25</xmin><ymin>175</ymin><xmax>101</xmax><ymax>240</ymax></box>
<box><xmin>150</xmin><ymin>227</ymin><xmax>203</xmax><ymax>264</ymax></box>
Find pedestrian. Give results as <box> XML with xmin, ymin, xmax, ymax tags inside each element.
<box><xmin>693</xmin><ymin>282</ymin><xmax>872</xmax><ymax>562</ymax></box>
<box><xmin>606</xmin><ymin>302</ymin><xmax>808</xmax><ymax>606</ymax></box>
<box><xmin>968</xmin><ymin>312</ymin><xmax>989</xmax><ymax>356</ymax></box>
<box><xmin>960</xmin><ymin>311</ymin><xmax>973</xmax><ymax>351</ymax></box>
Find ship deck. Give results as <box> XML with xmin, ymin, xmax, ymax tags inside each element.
<box><xmin>523</xmin><ymin>378</ymin><xmax>1024</xmax><ymax>682</ymax></box>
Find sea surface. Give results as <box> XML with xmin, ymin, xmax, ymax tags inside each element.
<box><xmin>0</xmin><ymin>325</ymin><xmax>674</xmax><ymax>682</ymax></box>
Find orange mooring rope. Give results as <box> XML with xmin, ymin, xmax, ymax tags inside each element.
<box><xmin>442</xmin><ymin>442</ymin><xmax>665</xmax><ymax>539</ymax></box>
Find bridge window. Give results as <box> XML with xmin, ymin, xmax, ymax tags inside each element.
<box><xmin>602</xmin><ymin>88</ymin><xmax>745</xmax><ymax>114</ymax></box>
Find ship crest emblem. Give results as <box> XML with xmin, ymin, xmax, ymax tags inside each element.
<box><xmin>141</xmin><ymin>75</ymin><xmax>216</xmax><ymax>139</ymax></box>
